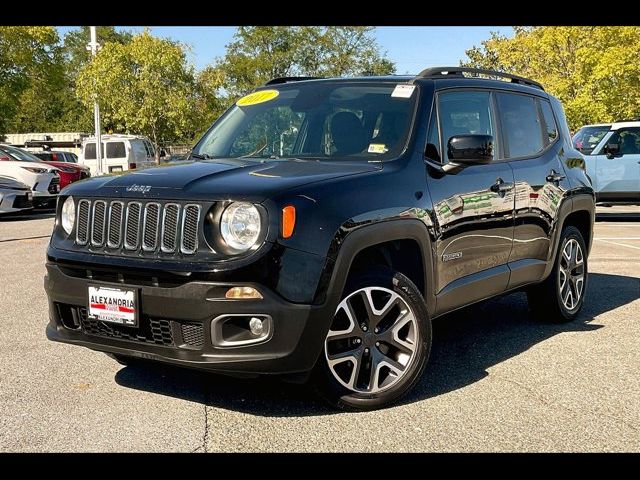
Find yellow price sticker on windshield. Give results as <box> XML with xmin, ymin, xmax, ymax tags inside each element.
<box><xmin>236</xmin><ymin>89</ymin><xmax>280</xmax><ymax>107</ymax></box>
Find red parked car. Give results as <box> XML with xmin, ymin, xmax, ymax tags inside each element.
<box><xmin>32</xmin><ymin>150</ymin><xmax>91</xmax><ymax>189</ymax></box>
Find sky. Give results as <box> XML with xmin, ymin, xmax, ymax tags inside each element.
<box><xmin>56</xmin><ymin>26</ymin><xmax>514</xmax><ymax>74</ymax></box>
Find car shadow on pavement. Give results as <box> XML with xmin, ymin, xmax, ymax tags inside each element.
<box><xmin>0</xmin><ymin>211</ymin><xmax>55</xmax><ymax>222</ymax></box>
<box><xmin>595</xmin><ymin>212</ymin><xmax>640</xmax><ymax>222</ymax></box>
<box><xmin>114</xmin><ymin>272</ymin><xmax>638</xmax><ymax>416</ymax></box>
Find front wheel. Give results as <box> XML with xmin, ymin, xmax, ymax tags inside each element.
<box><xmin>314</xmin><ymin>267</ymin><xmax>431</xmax><ymax>411</ymax></box>
<box><xmin>527</xmin><ymin>225</ymin><xmax>588</xmax><ymax>322</ymax></box>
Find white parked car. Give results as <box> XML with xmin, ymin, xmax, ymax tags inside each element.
<box><xmin>80</xmin><ymin>134</ymin><xmax>157</xmax><ymax>176</ymax></box>
<box><xmin>573</xmin><ymin>120</ymin><xmax>640</xmax><ymax>205</ymax></box>
<box><xmin>0</xmin><ymin>144</ymin><xmax>60</xmax><ymax>208</ymax></box>
<box><xmin>0</xmin><ymin>176</ymin><xmax>33</xmax><ymax>215</ymax></box>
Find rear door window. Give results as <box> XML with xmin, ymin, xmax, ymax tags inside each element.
<box><xmin>34</xmin><ymin>152</ymin><xmax>53</xmax><ymax>161</ymax></box>
<box><xmin>609</xmin><ymin>128</ymin><xmax>640</xmax><ymax>155</ymax></box>
<box><xmin>106</xmin><ymin>142</ymin><xmax>126</xmax><ymax>159</ymax></box>
<box><xmin>496</xmin><ymin>93</ymin><xmax>545</xmax><ymax>159</ymax></box>
<box><xmin>84</xmin><ymin>143</ymin><xmax>104</xmax><ymax>159</ymax></box>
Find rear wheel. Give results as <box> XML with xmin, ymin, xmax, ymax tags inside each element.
<box><xmin>527</xmin><ymin>226</ymin><xmax>588</xmax><ymax>322</ymax></box>
<box><xmin>314</xmin><ymin>267</ymin><xmax>431</xmax><ymax>411</ymax></box>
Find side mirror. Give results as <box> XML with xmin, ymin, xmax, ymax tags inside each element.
<box><xmin>603</xmin><ymin>143</ymin><xmax>620</xmax><ymax>159</ymax></box>
<box><xmin>447</xmin><ymin>134</ymin><xmax>494</xmax><ymax>165</ymax></box>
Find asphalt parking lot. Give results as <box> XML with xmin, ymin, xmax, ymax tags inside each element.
<box><xmin>0</xmin><ymin>206</ymin><xmax>638</xmax><ymax>452</ymax></box>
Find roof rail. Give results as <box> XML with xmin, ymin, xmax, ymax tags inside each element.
<box><xmin>263</xmin><ymin>76</ymin><xmax>323</xmax><ymax>86</ymax></box>
<box><xmin>412</xmin><ymin>66</ymin><xmax>544</xmax><ymax>91</ymax></box>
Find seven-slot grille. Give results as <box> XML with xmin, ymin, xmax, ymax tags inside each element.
<box><xmin>75</xmin><ymin>199</ymin><xmax>201</xmax><ymax>255</ymax></box>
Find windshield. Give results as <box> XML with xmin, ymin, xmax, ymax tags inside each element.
<box><xmin>194</xmin><ymin>82</ymin><xmax>418</xmax><ymax>161</ymax></box>
<box><xmin>572</xmin><ymin>125</ymin><xmax>610</xmax><ymax>154</ymax></box>
<box><xmin>0</xmin><ymin>145</ymin><xmax>42</xmax><ymax>162</ymax></box>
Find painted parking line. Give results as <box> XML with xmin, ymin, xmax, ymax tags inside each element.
<box><xmin>594</xmin><ymin>237</ymin><xmax>640</xmax><ymax>240</ymax></box>
<box><xmin>594</xmin><ymin>239</ymin><xmax>640</xmax><ymax>251</ymax></box>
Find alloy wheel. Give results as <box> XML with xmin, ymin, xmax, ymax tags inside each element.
<box><xmin>559</xmin><ymin>238</ymin><xmax>585</xmax><ymax>311</ymax></box>
<box><xmin>324</xmin><ymin>286</ymin><xmax>418</xmax><ymax>394</ymax></box>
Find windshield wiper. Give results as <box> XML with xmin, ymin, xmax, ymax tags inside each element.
<box><xmin>191</xmin><ymin>152</ymin><xmax>215</xmax><ymax>160</ymax></box>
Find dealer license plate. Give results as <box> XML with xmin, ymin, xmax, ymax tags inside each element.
<box><xmin>88</xmin><ymin>285</ymin><xmax>138</xmax><ymax>327</ymax></box>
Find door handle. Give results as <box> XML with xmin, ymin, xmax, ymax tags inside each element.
<box><xmin>490</xmin><ymin>178</ymin><xmax>514</xmax><ymax>193</ymax></box>
<box><xmin>546</xmin><ymin>170</ymin><xmax>566</xmax><ymax>183</ymax></box>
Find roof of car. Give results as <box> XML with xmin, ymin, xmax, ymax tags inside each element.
<box><xmin>83</xmin><ymin>134</ymin><xmax>150</xmax><ymax>142</ymax></box>
<box><xmin>261</xmin><ymin>74</ymin><xmax>547</xmax><ymax>96</ymax></box>
<box><xmin>611</xmin><ymin>121</ymin><xmax>640</xmax><ymax>130</ymax></box>
<box><xmin>580</xmin><ymin>121</ymin><xmax>640</xmax><ymax>131</ymax></box>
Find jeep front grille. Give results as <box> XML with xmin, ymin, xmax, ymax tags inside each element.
<box><xmin>76</xmin><ymin>200</ymin><xmax>90</xmax><ymax>245</ymax></box>
<box><xmin>124</xmin><ymin>202</ymin><xmax>141</xmax><ymax>250</ymax></box>
<box><xmin>142</xmin><ymin>203</ymin><xmax>161</xmax><ymax>251</ymax></box>
<box><xmin>107</xmin><ymin>202</ymin><xmax>124</xmax><ymax>248</ymax></box>
<box><xmin>91</xmin><ymin>201</ymin><xmax>107</xmax><ymax>246</ymax></box>
<box><xmin>161</xmin><ymin>203</ymin><xmax>180</xmax><ymax>253</ymax></box>
<box><xmin>180</xmin><ymin>204</ymin><xmax>201</xmax><ymax>254</ymax></box>
<box><xmin>75</xmin><ymin>199</ymin><xmax>201</xmax><ymax>255</ymax></box>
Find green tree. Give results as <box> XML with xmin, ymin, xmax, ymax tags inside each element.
<box><xmin>193</xmin><ymin>66</ymin><xmax>226</xmax><ymax>140</ymax></box>
<box><xmin>62</xmin><ymin>26</ymin><xmax>132</xmax><ymax>80</ymax></box>
<box><xmin>54</xmin><ymin>27</ymin><xmax>134</xmax><ymax>132</ymax></box>
<box><xmin>217</xmin><ymin>26</ymin><xmax>395</xmax><ymax>97</ymax></box>
<box><xmin>0</xmin><ymin>26</ymin><xmax>59</xmax><ymax>135</ymax></box>
<box><xmin>462</xmin><ymin>26</ymin><xmax>640</xmax><ymax>129</ymax></box>
<box><xmin>76</xmin><ymin>31</ymin><xmax>200</xmax><ymax>161</ymax></box>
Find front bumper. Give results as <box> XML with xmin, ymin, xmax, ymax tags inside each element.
<box><xmin>44</xmin><ymin>262</ymin><xmax>332</xmax><ymax>375</ymax></box>
<box><xmin>32</xmin><ymin>195</ymin><xmax>57</xmax><ymax>208</ymax></box>
<box><xmin>0</xmin><ymin>190</ymin><xmax>33</xmax><ymax>214</ymax></box>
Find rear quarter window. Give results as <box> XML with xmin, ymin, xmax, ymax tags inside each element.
<box><xmin>539</xmin><ymin>100</ymin><xmax>558</xmax><ymax>145</ymax></box>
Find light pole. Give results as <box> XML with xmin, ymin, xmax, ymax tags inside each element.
<box><xmin>87</xmin><ymin>27</ymin><xmax>102</xmax><ymax>175</ymax></box>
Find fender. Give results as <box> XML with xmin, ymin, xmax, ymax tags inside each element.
<box><xmin>572</xmin><ymin>191</ymin><xmax>596</xmax><ymax>254</ymax></box>
<box><xmin>315</xmin><ymin>219</ymin><xmax>437</xmax><ymax>318</ymax></box>
<box><xmin>541</xmin><ymin>191</ymin><xmax>595</xmax><ymax>280</ymax></box>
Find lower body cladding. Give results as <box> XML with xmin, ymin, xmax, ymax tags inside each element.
<box><xmin>44</xmin><ymin>263</ymin><xmax>332</xmax><ymax>376</ymax></box>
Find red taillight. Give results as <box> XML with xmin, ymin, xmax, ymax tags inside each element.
<box><xmin>129</xmin><ymin>163</ymin><xmax>137</xmax><ymax>169</ymax></box>
<box><xmin>0</xmin><ymin>155</ymin><xmax>10</xmax><ymax>161</ymax></box>
<box><xmin>51</xmin><ymin>153</ymin><xmax>58</xmax><ymax>161</ymax></box>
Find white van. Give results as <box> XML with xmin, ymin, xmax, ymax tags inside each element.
<box><xmin>80</xmin><ymin>134</ymin><xmax>157</xmax><ymax>176</ymax></box>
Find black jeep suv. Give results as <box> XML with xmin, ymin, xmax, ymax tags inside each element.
<box><xmin>45</xmin><ymin>67</ymin><xmax>595</xmax><ymax>410</ymax></box>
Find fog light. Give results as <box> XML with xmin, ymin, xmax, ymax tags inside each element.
<box><xmin>225</xmin><ymin>286</ymin><xmax>263</xmax><ymax>300</ymax></box>
<box><xmin>249</xmin><ymin>317</ymin><xmax>264</xmax><ymax>336</ymax></box>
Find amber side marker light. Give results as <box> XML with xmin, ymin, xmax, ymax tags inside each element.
<box><xmin>225</xmin><ymin>287</ymin><xmax>263</xmax><ymax>300</ymax></box>
<box><xmin>282</xmin><ymin>205</ymin><xmax>296</xmax><ymax>239</ymax></box>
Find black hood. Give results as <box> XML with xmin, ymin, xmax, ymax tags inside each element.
<box><xmin>62</xmin><ymin>158</ymin><xmax>382</xmax><ymax>202</ymax></box>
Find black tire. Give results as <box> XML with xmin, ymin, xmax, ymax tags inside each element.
<box><xmin>313</xmin><ymin>266</ymin><xmax>432</xmax><ymax>411</ymax></box>
<box><xmin>527</xmin><ymin>225</ymin><xmax>588</xmax><ymax>323</ymax></box>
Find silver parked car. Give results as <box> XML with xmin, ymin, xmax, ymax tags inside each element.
<box><xmin>0</xmin><ymin>176</ymin><xmax>33</xmax><ymax>215</ymax></box>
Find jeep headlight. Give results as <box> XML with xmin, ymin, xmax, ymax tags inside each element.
<box><xmin>220</xmin><ymin>202</ymin><xmax>261</xmax><ymax>252</ymax></box>
<box><xmin>61</xmin><ymin>196</ymin><xmax>75</xmax><ymax>235</ymax></box>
